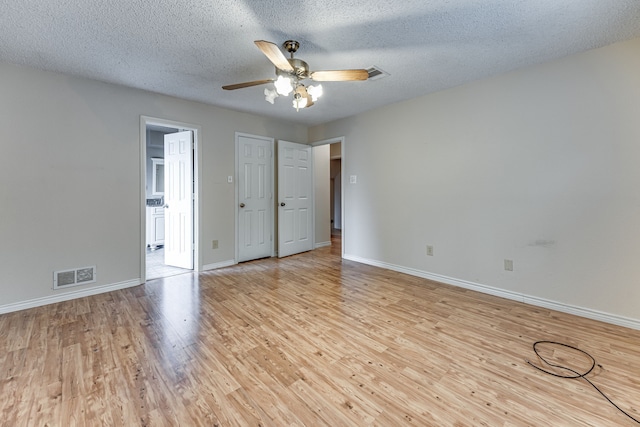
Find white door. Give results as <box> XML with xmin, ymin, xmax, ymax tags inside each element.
<box><xmin>278</xmin><ymin>140</ymin><xmax>313</xmax><ymax>258</ymax></box>
<box><xmin>237</xmin><ymin>134</ymin><xmax>273</xmax><ymax>262</ymax></box>
<box><xmin>164</xmin><ymin>131</ymin><xmax>194</xmax><ymax>269</ymax></box>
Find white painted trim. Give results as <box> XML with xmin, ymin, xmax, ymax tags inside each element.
<box><xmin>139</xmin><ymin>119</ymin><xmax>147</xmax><ymax>283</ymax></box>
<box><xmin>343</xmin><ymin>254</ymin><xmax>640</xmax><ymax>331</ymax></box>
<box><xmin>521</xmin><ymin>295</ymin><xmax>640</xmax><ymax>331</ymax></box>
<box><xmin>311</xmin><ymin>146</ymin><xmax>316</xmax><ymax>250</ymax></box>
<box><xmin>315</xmin><ymin>241</ymin><xmax>331</xmax><ymax>248</ymax></box>
<box><xmin>202</xmin><ymin>260</ymin><xmax>236</xmax><ymax>271</ymax></box>
<box><xmin>0</xmin><ymin>279</ymin><xmax>141</xmax><ymax>315</ymax></box>
<box><xmin>340</xmin><ymin>138</ymin><xmax>345</xmax><ymax>259</ymax></box>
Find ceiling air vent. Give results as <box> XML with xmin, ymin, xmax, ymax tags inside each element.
<box><xmin>53</xmin><ymin>266</ymin><xmax>97</xmax><ymax>289</ymax></box>
<box><xmin>366</xmin><ymin>66</ymin><xmax>389</xmax><ymax>81</ymax></box>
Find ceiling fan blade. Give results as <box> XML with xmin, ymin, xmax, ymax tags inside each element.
<box><xmin>222</xmin><ymin>79</ymin><xmax>273</xmax><ymax>90</ymax></box>
<box><xmin>254</xmin><ymin>40</ymin><xmax>294</xmax><ymax>72</ymax></box>
<box><xmin>310</xmin><ymin>69</ymin><xmax>369</xmax><ymax>82</ymax></box>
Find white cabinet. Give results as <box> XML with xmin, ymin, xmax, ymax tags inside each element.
<box><xmin>151</xmin><ymin>158</ymin><xmax>164</xmax><ymax>196</ymax></box>
<box><xmin>146</xmin><ymin>206</ymin><xmax>165</xmax><ymax>248</ymax></box>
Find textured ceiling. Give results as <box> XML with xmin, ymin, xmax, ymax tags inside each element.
<box><xmin>2</xmin><ymin>0</ymin><xmax>640</xmax><ymax>126</ymax></box>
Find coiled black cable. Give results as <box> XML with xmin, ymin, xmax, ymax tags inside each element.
<box><xmin>526</xmin><ymin>340</ymin><xmax>639</xmax><ymax>424</ymax></box>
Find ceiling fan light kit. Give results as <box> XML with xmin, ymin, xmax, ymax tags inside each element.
<box><xmin>222</xmin><ymin>40</ymin><xmax>368</xmax><ymax>111</ymax></box>
<box><xmin>274</xmin><ymin>74</ymin><xmax>294</xmax><ymax>95</ymax></box>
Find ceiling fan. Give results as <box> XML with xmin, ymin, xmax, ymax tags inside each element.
<box><xmin>222</xmin><ymin>40</ymin><xmax>369</xmax><ymax>110</ymax></box>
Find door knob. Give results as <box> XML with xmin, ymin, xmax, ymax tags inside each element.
<box><xmin>280</xmin><ymin>202</ymin><xmax>286</xmax><ymax>207</ymax></box>
<box><xmin>240</xmin><ymin>203</ymin><xmax>245</xmax><ymax>208</ymax></box>
<box><xmin>163</xmin><ymin>205</ymin><xmax>169</xmax><ymax>209</ymax></box>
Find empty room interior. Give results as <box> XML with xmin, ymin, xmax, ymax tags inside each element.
<box><xmin>2</xmin><ymin>1</ymin><xmax>640</xmax><ymax>425</ymax></box>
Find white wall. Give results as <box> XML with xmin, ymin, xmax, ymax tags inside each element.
<box><xmin>4</xmin><ymin>37</ymin><xmax>640</xmax><ymax>326</ymax></box>
<box><xmin>0</xmin><ymin>62</ymin><xmax>307</xmax><ymax>309</ymax></box>
<box><xmin>313</xmin><ymin>144</ymin><xmax>331</xmax><ymax>246</ymax></box>
<box><xmin>309</xmin><ymin>37</ymin><xmax>640</xmax><ymax>326</ymax></box>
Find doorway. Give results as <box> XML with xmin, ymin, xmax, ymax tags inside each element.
<box><xmin>140</xmin><ymin>117</ymin><xmax>199</xmax><ymax>281</ymax></box>
<box><xmin>330</xmin><ymin>155</ymin><xmax>342</xmax><ymax>238</ymax></box>
<box><xmin>312</xmin><ymin>137</ymin><xmax>345</xmax><ymax>257</ymax></box>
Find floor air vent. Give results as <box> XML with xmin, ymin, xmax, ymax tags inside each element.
<box><xmin>53</xmin><ymin>266</ymin><xmax>96</xmax><ymax>289</ymax></box>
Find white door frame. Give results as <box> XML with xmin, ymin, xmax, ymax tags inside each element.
<box><xmin>311</xmin><ymin>136</ymin><xmax>345</xmax><ymax>258</ymax></box>
<box><xmin>140</xmin><ymin>116</ymin><xmax>201</xmax><ymax>282</ymax></box>
<box><xmin>235</xmin><ymin>132</ymin><xmax>275</xmax><ymax>262</ymax></box>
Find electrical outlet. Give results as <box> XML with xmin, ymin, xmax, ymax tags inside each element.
<box><xmin>504</xmin><ymin>259</ymin><xmax>513</xmax><ymax>271</ymax></box>
<box><xmin>212</xmin><ymin>240</ymin><xmax>219</xmax><ymax>249</ymax></box>
<box><xmin>426</xmin><ymin>245</ymin><xmax>434</xmax><ymax>256</ymax></box>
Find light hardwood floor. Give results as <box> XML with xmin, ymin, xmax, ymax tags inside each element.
<box><xmin>1</xmin><ymin>239</ymin><xmax>639</xmax><ymax>426</ymax></box>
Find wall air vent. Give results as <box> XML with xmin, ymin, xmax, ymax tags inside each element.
<box><xmin>366</xmin><ymin>66</ymin><xmax>389</xmax><ymax>81</ymax></box>
<box><xmin>53</xmin><ymin>266</ymin><xmax>96</xmax><ymax>289</ymax></box>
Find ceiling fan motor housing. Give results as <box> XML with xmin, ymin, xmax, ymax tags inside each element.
<box><xmin>275</xmin><ymin>59</ymin><xmax>309</xmax><ymax>80</ymax></box>
<box><xmin>289</xmin><ymin>58</ymin><xmax>309</xmax><ymax>79</ymax></box>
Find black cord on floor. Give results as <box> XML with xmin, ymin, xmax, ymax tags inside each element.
<box><xmin>526</xmin><ymin>340</ymin><xmax>639</xmax><ymax>424</ymax></box>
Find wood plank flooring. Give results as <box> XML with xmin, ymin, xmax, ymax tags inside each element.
<box><xmin>1</xmin><ymin>239</ymin><xmax>639</xmax><ymax>426</ymax></box>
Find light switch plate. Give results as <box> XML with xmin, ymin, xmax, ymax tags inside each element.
<box><xmin>350</xmin><ymin>175</ymin><xmax>357</xmax><ymax>184</ymax></box>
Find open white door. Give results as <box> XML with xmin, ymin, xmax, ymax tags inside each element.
<box><xmin>237</xmin><ymin>134</ymin><xmax>274</xmax><ymax>262</ymax></box>
<box><xmin>164</xmin><ymin>131</ymin><xmax>193</xmax><ymax>269</ymax></box>
<box><xmin>278</xmin><ymin>140</ymin><xmax>313</xmax><ymax>258</ymax></box>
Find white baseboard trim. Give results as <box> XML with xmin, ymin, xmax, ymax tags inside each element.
<box><xmin>0</xmin><ymin>279</ymin><xmax>141</xmax><ymax>315</ymax></box>
<box><xmin>343</xmin><ymin>254</ymin><xmax>640</xmax><ymax>331</ymax></box>
<box><xmin>202</xmin><ymin>260</ymin><xmax>236</xmax><ymax>271</ymax></box>
<box><xmin>315</xmin><ymin>241</ymin><xmax>331</xmax><ymax>248</ymax></box>
<box><xmin>521</xmin><ymin>294</ymin><xmax>640</xmax><ymax>331</ymax></box>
